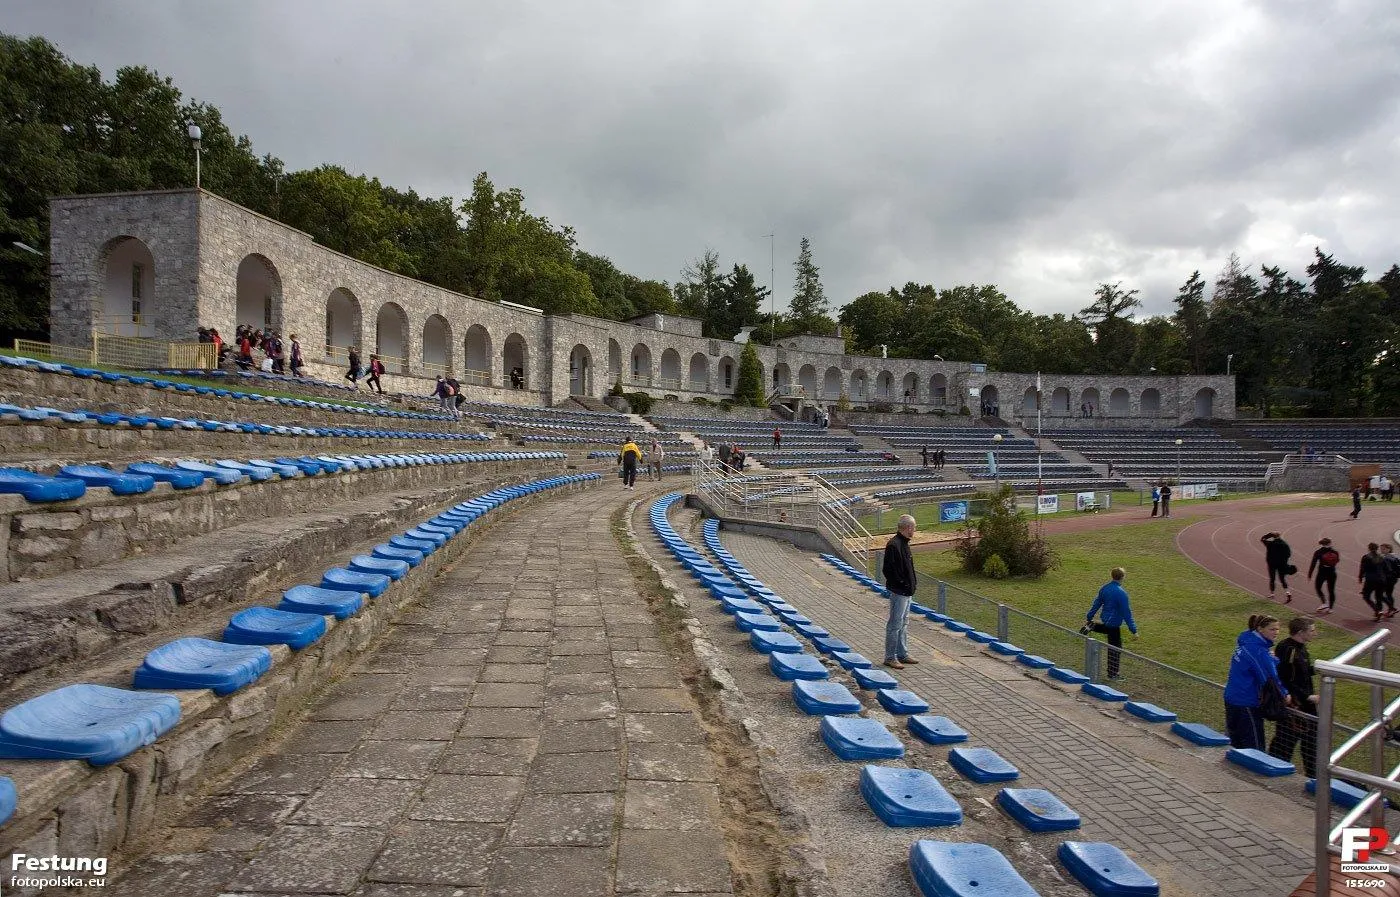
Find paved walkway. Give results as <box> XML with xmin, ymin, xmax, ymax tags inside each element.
<box><xmin>103</xmin><ymin>484</ymin><xmax>735</xmax><ymax>897</ymax></box>
<box><xmin>718</xmin><ymin>527</ymin><xmax>1316</xmax><ymax>897</ymax></box>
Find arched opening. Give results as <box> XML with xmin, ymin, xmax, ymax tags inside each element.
<box><xmin>1141</xmin><ymin>388</ymin><xmax>1162</xmax><ymax>415</ymax></box>
<box><xmin>569</xmin><ymin>344</ymin><xmax>593</xmax><ymax>396</ymax></box>
<box><xmin>101</xmin><ymin>236</ymin><xmax>157</xmax><ymax>337</ymax></box>
<box><xmin>930</xmin><ymin>373</ymin><xmax>948</xmax><ymax>404</ymax></box>
<box><xmin>902</xmin><ymin>372</ymin><xmax>919</xmax><ymax>404</ymax></box>
<box><xmin>236</xmin><ymin>254</ymin><xmax>282</xmax><ymax>334</ymax></box>
<box><xmin>1109</xmin><ymin>387</ymin><xmax>1131</xmax><ymax>415</ymax></box>
<box><xmin>1051</xmin><ymin>386</ymin><xmax>1071</xmax><ymax>413</ymax></box>
<box><xmin>503</xmin><ymin>333</ymin><xmax>529</xmax><ymax>389</ymax></box>
<box><xmin>375</xmin><ymin>302</ymin><xmax>410</xmax><ymax>373</ymax></box>
<box><xmin>463</xmin><ymin>324</ymin><xmax>492</xmax><ymax>386</ymax></box>
<box><xmin>607</xmin><ymin>339</ymin><xmax>622</xmax><ymax>382</ymax></box>
<box><xmin>1193</xmin><ymin>388</ymin><xmax>1215</xmax><ymax>419</ymax></box>
<box><xmin>718</xmin><ymin>356</ymin><xmax>736</xmax><ymax>391</ymax></box>
<box><xmin>630</xmin><ymin>343</ymin><xmax>653</xmax><ymax>384</ymax></box>
<box><xmin>798</xmin><ymin>364</ymin><xmax>817</xmax><ymax>396</ymax></box>
<box><xmin>823</xmin><ymin>366</ymin><xmax>843</xmax><ymax>399</ymax></box>
<box><xmin>1080</xmin><ymin>387</ymin><xmax>1101</xmax><ymax>415</ymax></box>
<box><xmin>422</xmin><ymin>314</ymin><xmax>452</xmax><ymax>374</ymax></box>
<box><xmin>1022</xmin><ymin>386</ymin><xmax>1039</xmax><ymax>412</ymax></box>
<box><xmin>851</xmin><ymin>370</ymin><xmax>868</xmax><ymax>400</ymax></box>
<box><xmin>688</xmin><ymin>353</ymin><xmax>709</xmax><ymax>392</ymax></box>
<box><xmin>325</xmin><ymin>288</ymin><xmax>361</xmax><ymax>357</ymax></box>
<box><xmin>876</xmin><ymin>371</ymin><xmax>895</xmax><ymax>400</ymax></box>
<box><xmin>659</xmin><ymin>348</ymin><xmax>682</xmax><ymax>388</ymax></box>
<box><xmin>773</xmin><ymin>362</ymin><xmax>791</xmax><ymax>393</ymax></box>
<box><xmin>980</xmin><ymin>385</ymin><xmax>1000</xmax><ymax>415</ymax></box>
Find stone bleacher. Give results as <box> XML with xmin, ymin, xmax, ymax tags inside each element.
<box><xmin>1242</xmin><ymin>422</ymin><xmax>1400</xmax><ymax>466</ymax></box>
<box><xmin>850</xmin><ymin>422</ymin><xmax>1120</xmax><ymax>486</ymax></box>
<box><xmin>1042</xmin><ymin>427</ymin><xmax>1267</xmax><ymax>482</ymax></box>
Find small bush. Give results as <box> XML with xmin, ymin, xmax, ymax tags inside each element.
<box><xmin>954</xmin><ymin>485</ymin><xmax>1057</xmax><ymax>579</ymax></box>
<box><xmin>871</xmin><ymin>401</ymin><xmax>894</xmax><ymax>413</ymax></box>
<box><xmin>625</xmin><ymin>391</ymin><xmax>654</xmax><ymax>415</ymax></box>
<box><xmin>691</xmin><ymin>396</ymin><xmax>713</xmax><ymax>406</ymax></box>
<box><xmin>982</xmin><ymin>553</ymin><xmax>1010</xmax><ymax>579</ymax></box>
<box><xmin>610</xmin><ymin>377</ymin><xmax>625</xmax><ymax>397</ymax></box>
<box><xmin>958</xmin><ymin>405</ymin><xmax>971</xmax><ymax>416</ymax></box>
<box><xmin>836</xmin><ymin>391</ymin><xmax>851</xmax><ymax>412</ymax></box>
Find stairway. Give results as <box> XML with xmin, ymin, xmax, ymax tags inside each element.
<box><xmin>1206</xmin><ymin>421</ymin><xmax>1287</xmax><ymax>459</ymax></box>
<box><xmin>555</xmin><ymin>395</ymin><xmax>616</xmax><ymax>415</ymax></box>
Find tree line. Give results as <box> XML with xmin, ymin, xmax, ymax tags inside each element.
<box><xmin>1</xmin><ymin>34</ymin><xmax>1395</xmax><ymax>415</ymax></box>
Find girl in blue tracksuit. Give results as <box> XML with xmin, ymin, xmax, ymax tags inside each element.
<box><xmin>1223</xmin><ymin>614</ymin><xmax>1291</xmax><ymax>750</ymax></box>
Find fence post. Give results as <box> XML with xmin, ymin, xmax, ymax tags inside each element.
<box><xmin>936</xmin><ymin>581</ymin><xmax>947</xmax><ymax>614</ymax></box>
<box><xmin>1084</xmin><ymin>638</ymin><xmax>1102</xmax><ymax>682</ymax></box>
<box><xmin>996</xmin><ymin>604</ymin><xmax>1009</xmax><ymax>641</ymax></box>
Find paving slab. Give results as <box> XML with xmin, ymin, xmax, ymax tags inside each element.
<box><xmin>341</xmin><ymin>739</ymin><xmax>447</xmax><ymax>779</ymax></box>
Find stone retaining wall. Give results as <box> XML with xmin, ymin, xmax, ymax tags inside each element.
<box><xmin>648</xmin><ymin>400</ymin><xmax>776</xmax><ymax>423</ymax></box>
<box><xmin>0</xmin><ymin>478</ymin><xmax>596</xmax><ymax>894</ymax></box>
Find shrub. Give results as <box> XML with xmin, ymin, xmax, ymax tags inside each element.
<box><xmin>610</xmin><ymin>377</ymin><xmax>625</xmax><ymax>397</ymax></box>
<box><xmin>981</xmin><ymin>553</ymin><xmax>1010</xmax><ymax>579</ymax></box>
<box><xmin>958</xmin><ymin>405</ymin><xmax>971</xmax><ymax>416</ymax></box>
<box><xmin>836</xmin><ymin>391</ymin><xmax>851</xmax><ymax>412</ymax></box>
<box><xmin>735</xmin><ymin>342</ymin><xmax>766</xmax><ymax>407</ymax></box>
<box><xmin>625</xmin><ymin>391</ymin><xmax>654</xmax><ymax>415</ymax></box>
<box><xmin>954</xmin><ymin>485</ymin><xmax>1057</xmax><ymax>579</ymax></box>
<box><xmin>691</xmin><ymin>396</ymin><xmax>713</xmax><ymax>406</ymax></box>
<box><xmin>871</xmin><ymin>401</ymin><xmax>894</xmax><ymax>413</ymax></box>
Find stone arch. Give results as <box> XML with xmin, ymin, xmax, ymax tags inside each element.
<box><xmin>1080</xmin><ymin>387</ymin><xmax>1100</xmax><ymax>413</ymax></box>
<box><xmin>718</xmin><ymin>355</ymin><xmax>736</xmax><ymax>391</ymax></box>
<box><xmin>463</xmin><ymin>324</ymin><xmax>492</xmax><ymax>386</ymax></box>
<box><xmin>607</xmin><ymin>339</ymin><xmax>622</xmax><ymax>380</ymax></box>
<box><xmin>569</xmin><ymin>343</ymin><xmax>593</xmax><ymax>396</ymax></box>
<box><xmin>421</xmin><ymin>314</ymin><xmax>452</xmax><ymax>374</ymax></box>
<box><xmin>1109</xmin><ymin>387</ymin><xmax>1131</xmax><ymax>415</ymax></box>
<box><xmin>1141</xmin><ymin>387</ymin><xmax>1162</xmax><ymax>415</ymax></box>
<box><xmin>374</xmin><ymin>302</ymin><xmax>410</xmax><ymax>373</ymax></box>
<box><xmin>980</xmin><ymin>384</ymin><xmax>999</xmax><ymax>412</ymax></box>
<box><xmin>850</xmin><ymin>369</ymin><xmax>868</xmax><ymax>400</ymax></box>
<box><xmin>930</xmin><ymin>372</ymin><xmax>948</xmax><ymax>404</ymax></box>
<box><xmin>659</xmin><ymin>348</ymin><xmax>683</xmax><ymax>387</ymax></box>
<box><xmin>688</xmin><ymin>352</ymin><xmax>709</xmax><ymax>392</ymax></box>
<box><xmin>100</xmin><ymin>236</ymin><xmax>157</xmax><ymax>337</ymax></box>
<box><xmin>1051</xmin><ymin>386</ymin><xmax>1071</xmax><ymax>413</ymax></box>
<box><xmin>503</xmin><ymin>333</ymin><xmax>529</xmax><ymax>389</ymax></box>
<box><xmin>630</xmin><ymin>343</ymin><xmax>653</xmax><ymax>383</ymax></box>
<box><xmin>773</xmin><ymin>362</ymin><xmax>791</xmax><ymax>392</ymax></box>
<box><xmin>1193</xmin><ymin>387</ymin><xmax>1215</xmax><ymax>419</ymax></box>
<box><xmin>1022</xmin><ymin>386</ymin><xmax>1039</xmax><ymax>412</ymax></box>
<box><xmin>902</xmin><ymin>372</ymin><xmax>919</xmax><ymax>403</ymax></box>
<box><xmin>236</xmin><ymin>254</ymin><xmax>282</xmax><ymax>334</ymax></box>
<box><xmin>325</xmin><ymin>288</ymin><xmax>361</xmax><ymax>356</ymax></box>
<box><xmin>823</xmin><ymin>366</ymin><xmax>843</xmax><ymax>399</ymax></box>
<box><xmin>798</xmin><ymin>363</ymin><xmax>817</xmax><ymax>396</ymax></box>
<box><xmin>876</xmin><ymin>371</ymin><xmax>895</xmax><ymax>400</ymax></box>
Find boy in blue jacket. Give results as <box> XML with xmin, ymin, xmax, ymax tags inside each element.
<box><xmin>1083</xmin><ymin>568</ymin><xmax>1139</xmax><ymax>680</ymax></box>
<box><xmin>1224</xmin><ymin>614</ymin><xmax>1291</xmax><ymax>750</ymax></box>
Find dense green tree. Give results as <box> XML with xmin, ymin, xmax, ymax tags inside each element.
<box><xmin>281</xmin><ymin>166</ymin><xmax>416</xmax><ymax>273</ymax></box>
<box><xmin>1129</xmin><ymin>316</ymin><xmax>1188</xmax><ymax>375</ymax></box>
<box><xmin>1172</xmin><ymin>271</ymin><xmax>1209</xmax><ymax>374</ymax></box>
<box><xmin>1312</xmin><ymin>282</ymin><xmax>1393</xmax><ymax>414</ymax></box>
<box><xmin>716</xmin><ymin>264</ymin><xmax>768</xmax><ymax>342</ymax></box>
<box><xmin>788</xmin><ymin>236</ymin><xmax>831</xmax><ymax>334</ymax></box>
<box><xmin>1079</xmin><ymin>282</ymin><xmax>1142</xmax><ymax>373</ymax></box>
<box><xmin>1029</xmin><ymin>313</ymin><xmax>1094</xmax><ymax>374</ymax></box>
<box><xmin>735</xmin><ymin>340</ymin><xmax>765</xmax><ymax>407</ymax></box>
<box><xmin>575</xmin><ymin>252</ymin><xmax>632</xmax><ymax>320</ymax></box>
<box><xmin>674</xmin><ymin>248</ymin><xmax>723</xmax><ymax>329</ymax></box>
<box><xmin>838</xmin><ymin>290</ymin><xmax>904</xmax><ymax>355</ymax></box>
<box><xmin>621</xmin><ymin>275</ymin><xmax>675</xmax><ymax>318</ymax></box>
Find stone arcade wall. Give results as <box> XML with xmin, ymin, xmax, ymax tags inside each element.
<box><xmin>48</xmin><ymin>189</ymin><xmax>1236</xmax><ymax>421</ymax></box>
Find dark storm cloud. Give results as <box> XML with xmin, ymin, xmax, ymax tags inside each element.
<box><xmin>5</xmin><ymin>0</ymin><xmax>1398</xmax><ymax>317</ymax></box>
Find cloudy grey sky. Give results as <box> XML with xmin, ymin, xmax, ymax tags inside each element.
<box><xmin>8</xmin><ymin>0</ymin><xmax>1399</xmax><ymax>317</ymax></box>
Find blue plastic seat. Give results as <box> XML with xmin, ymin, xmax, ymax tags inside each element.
<box><xmin>876</xmin><ymin>688</ymin><xmax>931</xmax><ymax>714</ymax></box>
<box><xmin>769</xmin><ymin>651</ymin><xmax>829</xmax><ymax>681</ymax></box>
<box><xmin>126</xmin><ymin>462</ymin><xmax>206</xmax><ymax>489</ymax></box>
<box><xmin>1305</xmin><ymin>777</ymin><xmax>1371</xmax><ymax>810</ymax></box>
<box><xmin>390</xmin><ymin>534</ymin><xmax>438</xmax><ymax>555</ymax></box>
<box><xmin>1017</xmin><ymin>654</ymin><xmax>1055</xmax><ymax>670</ymax></box>
<box><xmin>322</xmin><ymin>567</ymin><xmax>392</xmax><ymax>596</ymax></box>
<box><xmin>132</xmin><ymin>638</ymin><xmax>272</xmax><ymax>695</ymax></box>
<box><xmin>1123</xmin><ymin>702</ymin><xmax>1176</xmax><ymax>723</ymax></box>
<box><xmin>908</xmin><ymin>715</ymin><xmax>968</xmax><ymax>745</ymax></box>
<box><xmin>791</xmin><ymin>680</ymin><xmax>861</xmax><ymax>715</ymax></box>
<box><xmin>810</xmin><ymin>636</ymin><xmax>851</xmax><ymax>655</ymax></box>
<box><xmin>832</xmin><ymin>650</ymin><xmax>873</xmax><ymax>670</ymax></box>
<box><xmin>216</xmin><ymin>460</ymin><xmax>275</xmax><ymax>482</ymax></box>
<box><xmin>777</xmin><ymin>610</ymin><xmax>813</xmax><ymax>626</ymax></box>
<box><xmin>944</xmin><ymin>620</ymin><xmax>973</xmax><ymax>633</ymax></box>
<box><xmin>734</xmin><ymin>610</ymin><xmax>780</xmax><ymax>632</ymax></box>
<box><xmin>910</xmin><ymin>841</ymin><xmax>1042</xmax><ymax>897</ymax></box>
<box><xmin>820</xmin><ymin>716</ymin><xmax>904</xmax><ymax>760</ymax></box>
<box><xmin>0</xmin><ymin>775</ymin><xmax>14</xmax><ymax>826</ymax></box>
<box><xmin>1057</xmin><ymin>842</ymin><xmax>1160</xmax><ymax>897</ymax></box>
<box><xmin>1049</xmin><ymin>667</ymin><xmax>1091</xmax><ymax>685</ymax></box>
<box><xmin>247</xmin><ymin>459</ymin><xmax>300</xmax><ymax>478</ymax></box>
<box><xmin>1226</xmin><ymin>747</ymin><xmax>1294</xmax><ymax>776</ymax></box>
<box><xmin>720</xmin><ymin>596</ymin><xmax>766</xmax><ymax>615</ymax></box>
<box><xmin>949</xmin><ymin>747</ymin><xmax>1020</xmax><ymax>783</ymax></box>
<box><xmin>965</xmin><ymin>630</ymin><xmax>998</xmax><ymax>644</ymax></box>
<box><xmin>58</xmin><ymin>464</ymin><xmax>156</xmax><ymax>495</ymax></box>
<box><xmin>223</xmin><ymin>607</ymin><xmax>327</xmax><ymax>650</ymax></box>
<box><xmin>997</xmin><ymin>787</ymin><xmax>1081</xmax><ymax>832</ymax></box>
<box><xmin>0</xmin><ymin>683</ymin><xmax>181</xmax><ymax>765</ymax></box>
<box><xmin>372</xmin><ymin>544</ymin><xmax>424</xmax><ymax>567</ymax></box>
<box><xmin>751</xmin><ymin>630</ymin><xmax>804</xmax><ymax>654</ymax></box>
<box><xmin>404</xmin><ymin>527</ymin><xmax>449</xmax><ymax>548</ymax></box>
<box><xmin>1170</xmin><ymin>721</ymin><xmax>1230</xmax><ymax>747</ymax></box>
<box><xmin>348</xmin><ymin>554</ymin><xmax>411</xmax><ymax>581</ymax></box>
<box><xmin>279</xmin><ymin>584</ymin><xmax>366</xmax><ymax>619</ymax></box>
<box><xmin>988</xmin><ymin>641</ymin><xmax>1024</xmax><ymax>656</ymax></box>
<box><xmin>853</xmin><ymin>667</ymin><xmax>899</xmax><ymax>690</ymax></box>
<box><xmin>0</xmin><ymin>468</ymin><xmax>86</xmax><ymax>502</ymax></box>
<box><xmin>1082</xmin><ymin>682</ymin><xmax>1129</xmax><ymax>702</ymax></box>
<box><xmin>861</xmin><ymin>765</ymin><xmax>962</xmax><ymax>827</ymax></box>
<box><xmin>793</xmin><ymin>621</ymin><xmax>829</xmax><ymax>639</ymax></box>
<box><xmin>175</xmin><ymin>460</ymin><xmax>243</xmax><ymax>485</ymax></box>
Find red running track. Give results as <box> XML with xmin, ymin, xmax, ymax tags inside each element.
<box><xmin>1175</xmin><ymin>499</ymin><xmax>1400</xmax><ymax>635</ymax></box>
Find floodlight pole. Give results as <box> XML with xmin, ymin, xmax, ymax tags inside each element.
<box><xmin>187</xmin><ymin>123</ymin><xmax>203</xmax><ymax>189</ymax></box>
<box><xmin>766</xmin><ymin>232</ymin><xmax>775</xmax><ymax>345</ymax></box>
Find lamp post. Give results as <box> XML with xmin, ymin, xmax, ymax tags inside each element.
<box><xmin>1175</xmin><ymin>438</ymin><xmax>1183</xmax><ymax>486</ymax></box>
<box><xmin>1226</xmin><ymin>354</ymin><xmax>1233</xmax><ymax>376</ymax></box>
<box><xmin>187</xmin><ymin>123</ymin><xmax>203</xmax><ymax>189</ymax></box>
<box><xmin>992</xmin><ymin>432</ymin><xmax>1003</xmax><ymax>493</ymax></box>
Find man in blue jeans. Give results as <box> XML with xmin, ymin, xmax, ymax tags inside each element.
<box><xmin>882</xmin><ymin>515</ymin><xmax>920</xmax><ymax>669</ymax></box>
<box><xmin>1082</xmin><ymin>567</ymin><xmax>1139</xmax><ymax>680</ymax></box>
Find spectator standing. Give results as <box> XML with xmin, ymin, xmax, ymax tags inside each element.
<box><xmin>288</xmin><ymin>334</ymin><xmax>304</xmax><ymax>377</ymax></box>
<box><xmin>1383</xmin><ymin>544</ymin><xmax>1400</xmax><ymax>610</ymax></box>
<box><xmin>1350</xmin><ymin>486</ymin><xmax>1363</xmax><ymax>519</ymax></box>
<box><xmin>773</xmin><ymin>428</ymin><xmax>782</xmax><ymax>449</ymax></box>
<box><xmin>920</xmin><ymin>445</ymin><xmax>930</xmax><ymax>468</ymax></box>
<box><xmin>937</xmin><ymin>449</ymin><xmax>946</xmax><ymax>470</ymax></box>
<box><xmin>618</xmin><ymin>438</ymin><xmax>642</xmax><ymax>490</ymax></box>
<box><xmin>1360</xmin><ymin>543</ymin><xmax>1394</xmax><ymax>621</ymax></box>
<box><xmin>1260</xmin><ymin>532</ymin><xmax>1294</xmax><ymax>603</ymax></box>
<box><xmin>648</xmin><ymin>438</ymin><xmax>665</xmax><ymax>481</ymax></box>
<box><xmin>446</xmin><ymin>377</ymin><xmax>464</xmax><ymax>417</ymax></box>
<box><xmin>1223</xmin><ymin>614</ymin><xmax>1290</xmax><ymax>751</ymax></box>
<box><xmin>1150</xmin><ymin>484</ymin><xmax>1161</xmax><ymax>518</ymax></box>
<box><xmin>1160</xmin><ymin>482</ymin><xmax>1173</xmax><ymax>518</ymax></box>
<box><xmin>433</xmin><ymin>376</ymin><xmax>453</xmax><ymax>415</ymax></box>
<box><xmin>346</xmin><ymin>347</ymin><xmax>361</xmax><ymax>386</ymax></box>
<box><xmin>881</xmin><ymin>514</ymin><xmax>920</xmax><ymax>670</ymax></box>
<box><xmin>1081</xmin><ymin>567</ymin><xmax>1138</xmax><ymax>680</ymax></box>
<box><xmin>1106</xmin><ymin>459</ymin><xmax>1114</xmax><ymax>479</ymax></box>
<box><xmin>1268</xmin><ymin>617</ymin><xmax>1318</xmax><ymax>778</ymax></box>
<box><xmin>237</xmin><ymin>331</ymin><xmax>254</xmax><ymax>371</ymax></box>
<box><xmin>1310</xmin><ymin>538</ymin><xmax>1341</xmax><ymax>614</ymax></box>
<box><xmin>717</xmin><ymin>443</ymin><xmax>732</xmax><ymax>470</ymax></box>
<box><xmin>268</xmin><ymin>330</ymin><xmax>285</xmax><ymax>374</ymax></box>
<box><xmin>210</xmin><ymin>328</ymin><xmax>224</xmax><ymax>366</ymax></box>
<box><xmin>366</xmin><ymin>354</ymin><xmax>385</xmax><ymax>394</ymax></box>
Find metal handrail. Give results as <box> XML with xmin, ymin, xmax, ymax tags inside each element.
<box><xmin>1314</xmin><ymin>629</ymin><xmax>1398</xmax><ymax>896</ymax></box>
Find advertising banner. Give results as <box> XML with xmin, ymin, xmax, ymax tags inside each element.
<box><xmin>1076</xmin><ymin>491</ymin><xmax>1097</xmax><ymax>511</ymax></box>
<box><xmin>1037</xmin><ymin>494</ymin><xmax>1059</xmax><ymax>515</ymax></box>
<box><xmin>940</xmin><ymin>501</ymin><xmax>969</xmax><ymax>523</ymax></box>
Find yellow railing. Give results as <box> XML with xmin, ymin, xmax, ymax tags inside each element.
<box><xmin>460</xmin><ymin>369</ymin><xmax>491</xmax><ymax>387</ymax></box>
<box><xmin>13</xmin><ymin>337</ymin><xmax>217</xmax><ymax>370</ymax></box>
<box><xmin>420</xmin><ymin>360</ymin><xmax>454</xmax><ymax>378</ymax></box>
<box><xmin>13</xmin><ymin>339</ymin><xmax>95</xmax><ymax>366</ymax></box>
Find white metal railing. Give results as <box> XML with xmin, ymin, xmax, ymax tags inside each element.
<box><xmin>1313</xmin><ymin>630</ymin><xmax>1400</xmax><ymax>895</ymax></box>
<box><xmin>1267</xmin><ymin>453</ymin><xmax>1354</xmax><ymax>480</ymax></box>
<box><xmin>690</xmin><ymin>458</ymin><xmax>872</xmax><ymax>570</ymax></box>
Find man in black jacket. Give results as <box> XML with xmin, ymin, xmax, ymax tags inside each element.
<box><xmin>881</xmin><ymin>515</ymin><xmax>920</xmax><ymax>669</ymax></box>
<box><xmin>1268</xmin><ymin>617</ymin><xmax>1318</xmax><ymax>778</ymax></box>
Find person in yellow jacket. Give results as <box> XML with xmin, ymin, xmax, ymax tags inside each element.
<box><xmin>618</xmin><ymin>439</ymin><xmax>643</xmax><ymax>490</ymax></box>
